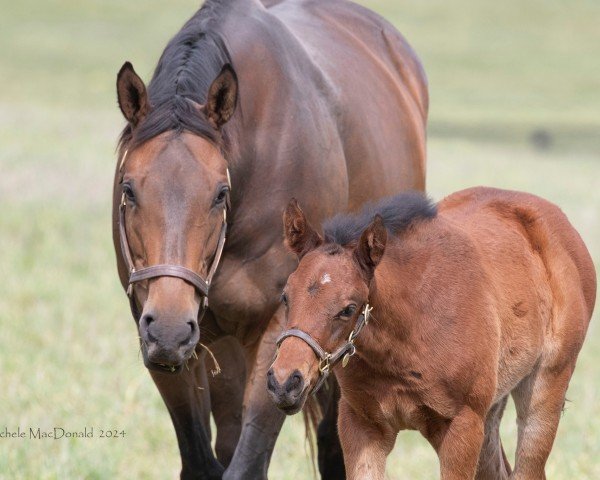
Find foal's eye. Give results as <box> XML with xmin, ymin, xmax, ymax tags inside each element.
<box><xmin>337</xmin><ymin>304</ymin><xmax>356</xmax><ymax>319</ymax></box>
<box><xmin>281</xmin><ymin>293</ymin><xmax>288</xmax><ymax>306</ymax></box>
<box><xmin>123</xmin><ymin>183</ymin><xmax>135</xmax><ymax>202</ymax></box>
<box><xmin>214</xmin><ymin>187</ymin><xmax>229</xmax><ymax>206</ymax></box>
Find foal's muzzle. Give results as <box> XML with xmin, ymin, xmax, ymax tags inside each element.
<box><xmin>266</xmin><ymin>368</ymin><xmax>308</xmax><ymax>415</ymax></box>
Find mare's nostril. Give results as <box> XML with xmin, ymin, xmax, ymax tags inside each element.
<box><xmin>139</xmin><ymin>314</ymin><xmax>157</xmax><ymax>342</ymax></box>
<box><xmin>179</xmin><ymin>320</ymin><xmax>198</xmax><ymax>346</ymax></box>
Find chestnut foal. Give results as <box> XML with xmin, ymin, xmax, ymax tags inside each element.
<box><xmin>268</xmin><ymin>188</ymin><xmax>596</xmax><ymax>480</ymax></box>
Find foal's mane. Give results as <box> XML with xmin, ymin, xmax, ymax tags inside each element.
<box><xmin>323</xmin><ymin>192</ymin><xmax>437</xmax><ymax>246</ymax></box>
<box><xmin>118</xmin><ymin>1</ymin><xmax>233</xmax><ymax>152</ymax></box>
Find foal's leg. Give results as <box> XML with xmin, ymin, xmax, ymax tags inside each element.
<box><xmin>475</xmin><ymin>396</ymin><xmax>512</xmax><ymax>480</ymax></box>
<box><xmin>427</xmin><ymin>407</ymin><xmax>485</xmax><ymax>480</ymax></box>
<box><xmin>337</xmin><ymin>399</ymin><xmax>396</xmax><ymax>480</ymax></box>
<box><xmin>207</xmin><ymin>336</ymin><xmax>246</xmax><ymax>468</ymax></box>
<box><xmin>510</xmin><ymin>365</ymin><xmax>573</xmax><ymax>479</ymax></box>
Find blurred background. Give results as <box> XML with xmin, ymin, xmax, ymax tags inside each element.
<box><xmin>0</xmin><ymin>0</ymin><xmax>598</xmax><ymax>478</ymax></box>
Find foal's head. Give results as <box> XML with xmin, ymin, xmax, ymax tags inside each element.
<box><xmin>115</xmin><ymin>61</ymin><xmax>237</xmax><ymax>373</ymax></box>
<box><xmin>267</xmin><ymin>200</ymin><xmax>387</xmax><ymax>414</ymax></box>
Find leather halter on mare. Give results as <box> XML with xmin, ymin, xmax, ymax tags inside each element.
<box><xmin>276</xmin><ymin>303</ymin><xmax>372</xmax><ymax>394</ymax></box>
<box><xmin>118</xmin><ymin>149</ymin><xmax>230</xmax><ymax>321</ymax></box>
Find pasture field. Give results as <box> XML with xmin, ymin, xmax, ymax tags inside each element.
<box><xmin>0</xmin><ymin>0</ymin><xmax>598</xmax><ymax>478</ymax></box>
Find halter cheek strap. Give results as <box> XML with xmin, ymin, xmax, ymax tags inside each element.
<box><xmin>118</xmin><ymin>149</ymin><xmax>230</xmax><ymax>321</ymax></box>
<box><xmin>276</xmin><ymin>304</ymin><xmax>372</xmax><ymax>394</ymax></box>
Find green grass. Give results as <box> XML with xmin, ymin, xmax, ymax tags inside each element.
<box><xmin>0</xmin><ymin>0</ymin><xmax>598</xmax><ymax>478</ymax></box>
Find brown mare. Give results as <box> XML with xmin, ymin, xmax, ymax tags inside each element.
<box><xmin>270</xmin><ymin>187</ymin><xmax>596</xmax><ymax>479</ymax></box>
<box><xmin>111</xmin><ymin>0</ymin><xmax>428</xmax><ymax>478</ymax></box>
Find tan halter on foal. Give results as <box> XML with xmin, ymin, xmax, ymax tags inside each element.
<box><xmin>118</xmin><ymin>149</ymin><xmax>230</xmax><ymax>321</ymax></box>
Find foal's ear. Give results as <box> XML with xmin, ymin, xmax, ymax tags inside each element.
<box><xmin>204</xmin><ymin>64</ymin><xmax>238</xmax><ymax>129</ymax></box>
<box><xmin>283</xmin><ymin>199</ymin><xmax>323</xmax><ymax>259</ymax></box>
<box><xmin>354</xmin><ymin>215</ymin><xmax>387</xmax><ymax>280</ymax></box>
<box><xmin>116</xmin><ymin>62</ymin><xmax>148</xmax><ymax>127</ymax></box>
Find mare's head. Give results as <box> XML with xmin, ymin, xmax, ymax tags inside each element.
<box><xmin>267</xmin><ymin>200</ymin><xmax>387</xmax><ymax>414</ymax></box>
<box><xmin>115</xmin><ymin>60</ymin><xmax>237</xmax><ymax>374</ymax></box>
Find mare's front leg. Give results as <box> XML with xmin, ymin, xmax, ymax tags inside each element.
<box><xmin>222</xmin><ymin>307</ymin><xmax>287</xmax><ymax>480</ymax></box>
<box><xmin>316</xmin><ymin>378</ymin><xmax>346</xmax><ymax>479</ymax></box>
<box><xmin>425</xmin><ymin>407</ymin><xmax>485</xmax><ymax>480</ymax></box>
<box><xmin>149</xmin><ymin>352</ymin><xmax>224</xmax><ymax>480</ymax></box>
<box><xmin>337</xmin><ymin>398</ymin><xmax>396</xmax><ymax>480</ymax></box>
<box><xmin>207</xmin><ymin>335</ymin><xmax>246</xmax><ymax>468</ymax></box>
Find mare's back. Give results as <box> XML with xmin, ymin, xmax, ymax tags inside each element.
<box><xmin>269</xmin><ymin>0</ymin><xmax>428</xmax><ymax>198</ymax></box>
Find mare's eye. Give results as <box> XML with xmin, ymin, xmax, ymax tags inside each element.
<box><xmin>337</xmin><ymin>304</ymin><xmax>356</xmax><ymax>319</ymax></box>
<box><xmin>214</xmin><ymin>187</ymin><xmax>229</xmax><ymax>205</ymax></box>
<box><xmin>123</xmin><ymin>183</ymin><xmax>135</xmax><ymax>202</ymax></box>
<box><xmin>281</xmin><ymin>292</ymin><xmax>288</xmax><ymax>306</ymax></box>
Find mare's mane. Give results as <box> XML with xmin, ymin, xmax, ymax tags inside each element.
<box><xmin>118</xmin><ymin>1</ymin><xmax>233</xmax><ymax>152</ymax></box>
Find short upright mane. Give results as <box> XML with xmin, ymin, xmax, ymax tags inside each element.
<box><xmin>323</xmin><ymin>192</ymin><xmax>437</xmax><ymax>245</ymax></box>
<box><xmin>118</xmin><ymin>1</ymin><xmax>233</xmax><ymax>152</ymax></box>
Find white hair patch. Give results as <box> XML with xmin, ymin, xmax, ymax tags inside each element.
<box><xmin>321</xmin><ymin>273</ymin><xmax>332</xmax><ymax>284</ymax></box>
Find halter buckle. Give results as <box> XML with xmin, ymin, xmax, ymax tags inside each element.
<box><xmin>319</xmin><ymin>355</ymin><xmax>331</xmax><ymax>374</ymax></box>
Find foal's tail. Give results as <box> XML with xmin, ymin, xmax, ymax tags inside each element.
<box><xmin>302</xmin><ymin>394</ymin><xmax>322</xmax><ymax>476</ymax></box>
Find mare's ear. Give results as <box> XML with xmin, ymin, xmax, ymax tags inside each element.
<box><xmin>116</xmin><ymin>62</ymin><xmax>149</xmax><ymax>126</ymax></box>
<box><xmin>204</xmin><ymin>64</ymin><xmax>238</xmax><ymax>129</ymax></box>
<box><xmin>283</xmin><ymin>199</ymin><xmax>323</xmax><ymax>259</ymax></box>
<box><xmin>354</xmin><ymin>214</ymin><xmax>387</xmax><ymax>281</ymax></box>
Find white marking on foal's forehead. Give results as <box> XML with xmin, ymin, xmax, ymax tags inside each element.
<box><xmin>320</xmin><ymin>273</ymin><xmax>332</xmax><ymax>284</ymax></box>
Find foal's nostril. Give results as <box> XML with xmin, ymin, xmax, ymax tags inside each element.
<box><xmin>284</xmin><ymin>371</ymin><xmax>304</xmax><ymax>396</ymax></box>
<box><xmin>267</xmin><ymin>368</ymin><xmax>279</xmax><ymax>392</ymax></box>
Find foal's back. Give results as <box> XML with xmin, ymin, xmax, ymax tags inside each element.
<box><xmin>438</xmin><ymin>186</ymin><xmax>595</xmax><ymax>397</ymax></box>
<box><xmin>439</xmin><ymin>186</ymin><xmax>595</xmax><ymax>322</ymax></box>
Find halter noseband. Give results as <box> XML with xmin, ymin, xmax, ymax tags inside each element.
<box><xmin>118</xmin><ymin>150</ymin><xmax>230</xmax><ymax>321</ymax></box>
<box><xmin>275</xmin><ymin>303</ymin><xmax>372</xmax><ymax>394</ymax></box>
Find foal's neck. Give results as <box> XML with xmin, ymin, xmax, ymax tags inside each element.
<box><xmin>355</xmin><ymin>241</ymin><xmax>419</xmax><ymax>370</ymax></box>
